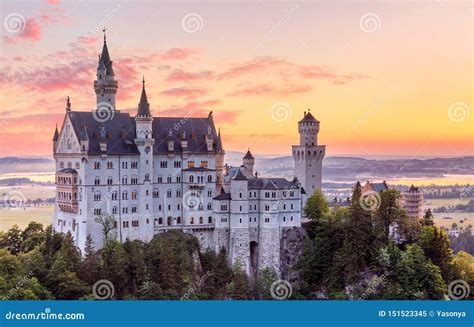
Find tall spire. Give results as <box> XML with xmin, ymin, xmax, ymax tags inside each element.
<box><xmin>99</xmin><ymin>28</ymin><xmax>113</xmax><ymax>76</ymax></box>
<box><xmin>137</xmin><ymin>77</ymin><xmax>151</xmax><ymax>117</ymax></box>
<box><xmin>94</xmin><ymin>30</ymin><xmax>117</xmax><ymax>109</ymax></box>
<box><xmin>52</xmin><ymin>124</ymin><xmax>59</xmax><ymax>141</ymax></box>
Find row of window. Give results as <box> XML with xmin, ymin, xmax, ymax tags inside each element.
<box><xmin>92</xmin><ymin>174</ymin><xmax>213</xmax><ymax>186</ymax></box>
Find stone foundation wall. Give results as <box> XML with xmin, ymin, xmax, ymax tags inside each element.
<box><xmin>280</xmin><ymin>226</ymin><xmax>307</xmax><ymax>282</ymax></box>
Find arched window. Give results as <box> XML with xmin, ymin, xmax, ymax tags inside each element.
<box><xmin>199</xmin><ymin>217</ymin><xmax>203</xmax><ymax>224</ymax></box>
<box><xmin>167</xmin><ymin>216</ymin><xmax>172</xmax><ymax>226</ymax></box>
<box><xmin>94</xmin><ymin>177</ymin><xmax>100</xmax><ymax>185</ymax></box>
<box><xmin>189</xmin><ymin>175</ymin><xmax>194</xmax><ymax>183</ymax></box>
<box><xmin>158</xmin><ymin>217</ymin><xmax>163</xmax><ymax>225</ymax></box>
<box><xmin>190</xmin><ymin>217</ymin><xmax>194</xmax><ymax>224</ymax></box>
<box><xmin>207</xmin><ymin>175</ymin><xmax>212</xmax><ymax>183</ymax></box>
<box><xmin>208</xmin><ymin>216</ymin><xmax>212</xmax><ymax>224</ymax></box>
<box><xmin>177</xmin><ymin>216</ymin><xmax>182</xmax><ymax>224</ymax></box>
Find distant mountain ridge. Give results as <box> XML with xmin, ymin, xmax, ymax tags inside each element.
<box><xmin>0</xmin><ymin>155</ymin><xmax>473</xmax><ymax>180</ymax></box>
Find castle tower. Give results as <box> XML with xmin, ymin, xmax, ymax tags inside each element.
<box><xmin>242</xmin><ymin>148</ymin><xmax>255</xmax><ymax>178</ymax></box>
<box><xmin>215</xmin><ymin>128</ymin><xmax>225</xmax><ymax>189</ymax></box>
<box><xmin>229</xmin><ymin>169</ymin><xmax>250</xmax><ymax>274</ymax></box>
<box><xmin>292</xmin><ymin>110</ymin><xmax>325</xmax><ymax>207</ymax></box>
<box><xmin>134</xmin><ymin>77</ymin><xmax>154</xmax><ymax>242</ymax></box>
<box><xmin>94</xmin><ymin>30</ymin><xmax>118</xmax><ymax>110</ymax></box>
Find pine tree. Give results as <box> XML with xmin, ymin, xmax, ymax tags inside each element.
<box><xmin>421</xmin><ymin>209</ymin><xmax>435</xmax><ymax>227</ymax></box>
<box><xmin>78</xmin><ymin>235</ymin><xmax>101</xmax><ymax>285</ymax></box>
<box><xmin>228</xmin><ymin>261</ymin><xmax>251</xmax><ymax>300</ymax></box>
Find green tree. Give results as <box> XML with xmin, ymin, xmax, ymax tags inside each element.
<box><xmin>304</xmin><ymin>190</ymin><xmax>330</xmax><ymax>221</ymax></box>
<box><xmin>78</xmin><ymin>235</ymin><xmax>101</xmax><ymax>285</ymax></box>
<box><xmin>95</xmin><ymin>214</ymin><xmax>117</xmax><ymax>242</ymax></box>
<box><xmin>5</xmin><ymin>225</ymin><xmax>22</xmax><ymax>255</ymax></box>
<box><xmin>21</xmin><ymin>222</ymin><xmax>44</xmax><ymax>253</ymax></box>
<box><xmin>228</xmin><ymin>261</ymin><xmax>251</xmax><ymax>300</ymax></box>
<box><xmin>255</xmin><ymin>267</ymin><xmax>278</xmax><ymax>299</ymax></box>
<box><xmin>421</xmin><ymin>209</ymin><xmax>435</xmax><ymax>227</ymax></box>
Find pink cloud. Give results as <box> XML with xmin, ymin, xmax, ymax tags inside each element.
<box><xmin>161</xmin><ymin>48</ymin><xmax>200</xmax><ymax>60</ymax></box>
<box><xmin>218</xmin><ymin>56</ymin><xmax>288</xmax><ymax>80</ymax></box>
<box><xmin>228</xmin><ymin>83</ymin><xmax>312</xmax><ymax>96</ymax></box>
<box><xmin>161</xmin><ymin>87</ymin><xmax>208</xmax><ymax>99</ymax></box>
<box><xmin>166</xmin><ymin>69</ymin><xmax>215</xmax><ymax>82</ymax></box>
<box><xmin>3</xmin><ymin>18</ymin><xmax>42</xmax><ymax>44</ymax></box>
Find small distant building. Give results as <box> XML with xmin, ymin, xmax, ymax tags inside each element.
<box><xmin>401</xmin><ymin>185</ymin><xmax>424</xmax><ymax>218</ymax></box>
<box><xmin>362</xmin><ymin>180</ymin><xmax>388</xmax><ymax>193</ymax></box>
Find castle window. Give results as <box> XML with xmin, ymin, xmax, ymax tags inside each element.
<box><xmin>157</xmin><ymin>176</ymin><xmax>163</xmax><ymax>183</ymax></box>
<box><xmin>201</xmin><ymin>161</ymin><xmax>208</xmax><ymax>167</ymax></box>
<box><xmin>291</xmin><ymin>204</ymin><xmax>294</xmax><ymax>209</ymax></box>
<box><xmin>176</xmin><ymin>176</ymin><xmax>181</xmax><ymax>183</ymax></box>
<box><xmin>177</xmin><ymin>204</ymin><xmax>181</xmax><ymax>210</ymax></box>
<box><xmin>265</xmin><ymin>205</ymin><xmax>270</xmax><ymax>211</ymax></box>
<box><xmin>207</xmin><ymin>203</ymin><xmax>212</xmax><ymax>210</ymax></box>
<box><xmin>291</xmin><ymin>216</ymin><xmax>294</xmax><ymax>221</ymax></box>
<box><xmin>208</xmin><ymin>216</ymin><xmax>212</xmax><ymax>224</ymax></box>
<box><xmin>265</xmin><ymin>192</ymin><xmax>270</xmax><ymax>198</ymax></box>
<box><xmin>94</xmin><ymin>177</ymin><xmax>100</xmax><ymax>185</ymax></box>
<box><xmin>221</xmin><ymin>204</ymin><xmax>228</xmax><ymax>211</ymax></box>
<box><xmin>199</xmin><ymin>217</ymin><xmax>203</xmax><ymax>224</ymax></box>
<box><xmin>207</xmin><ymin>189</ymin><xmax>212</xmax><ymax>197</ymax></box>
<box><xmin>123</xmin><ymin>221</ymin><xmax>129</xmax><ymax>228</ymax></box>
<box><xmin>94</xmin><ymin>193</ymin><xmax>101</xmax><ymax>201</ymax></box>
<box><xmin>112</xmin><ymin>207</ymin><xmax>118</xmax><ymax>214</ymax></box>
<box><xmin>60</xmin><ymin>162</ymin><xmax>64</xmax><ymax>168</ymax></box>
<box><xmin>107</xmin><ymin>177</ymin><xmax>113</xmax><ymax>185</ymax></box>
<box><xmin>160</xmin><ymin>161</ymin><xmax>168</xmax><ymax>168</ymax></box>
<box><xmin>145</xmin><ymin>173</ymin><xmax>150</xmax><ymax>181</ymax></box>
<box><xmin>187</xmin><ymin>161</ymin><xmax>195</xmax><ymax>168</ymax></box>
<box><xmin>131</xmin><ymin>191</ymin><xmax>137</xmax><ymax>200</ymax></box>
<box><xmin>207</xmin><ymin>175</ymin><xmax>212</xmax><ymax>183</ymax></box>
<box><xmin>282</xmin><ymin>191</ymin><xmax>287</xmax><ymax>197</ymax></box>
<box><xmin>122</xmin><ymin>207</ymin><xmax>128</xmax><ymax>214</ymax></box>
<box><xmin>107</xmin><ymin>162</ymin><xmax>113</xmax><ymax>169</ymax></box>
<box><xmin>265</xmin><ymin>218</ymin><xmax>270</xmax><ymax>223</ymax></box>
<box><xmin>146</xmin><ymin>204</ymin><xmax>149</xmax><ymax>210</ymax></box>
<box><xmin>167</xmin><ymin>176</ymin><xmax>172</xmax><ymax>183</ymax></box>
<box><xmin>75</xmin><ymin>162</ymin><xmax>80</xmax><ymax>169</ymax></box>
<box><xmin>254</xmin><ymin>217</ymin><xmax>257</xmax><ymax>222</ymax></box>
<box><xmin>254</xmin><ymin>192</ymin><xmax>257</xmax><ymax>197</ymax></box>
<box><xmin>122</xmin><ymin>177</ymin><xmax>128</xmax><ymax>185</ymax></box>
<box><xmin>190</xmin><ymin>217</ymin><xmax>194</xmax><ymax>224</ymax></box>
<box><xmin>239</xmin><ymin>219</ymin><xmax>242</xmax><ymax>224</ymax></box>
<box><xmin>131</xmin><ymin>161</ymin><xmax>138</xmax><ymax>169</ymax></box>
<box><xmin>189</xmin><ymin>175</ymin><xmax>194</xmax><ymax>183</ymax></box>
<box><xmin>131</xmin><ymin>206</ymin><xmax>137</xmax><ymax>213</ymax></box>
<box><xmin>249</xmin><ymin>217</ymin><xmax>251</xmax><ymax>222</ymax></box>
<box><xmin>122</xmin><ymin>161</ymin><xmax>128</xmax><ymax>169</ymax></box>
<box><xmin>94</xmin><ymin>208</ymin><xmax>102</xmax><ymax>215</ymax></box>
<box><xmin>122</xmin><ymin>191</ymin><xmax>128</xmax><ymax>200</ymax></box>
<box><xmin>158</xmin><ymin>205</ymin><xmax>162</xmax><ymax>211</ymax></box>
<box><xmin>176</xmin><ymin>189</ymin><xmax>182</xmax><ymax>197</ymax></box>
<box><xmin>239</xmin><ymin>192</ymin><xmax>242</xmax><ymax>198</ymax></box>
<box><xmin>167</xmin><ymin>190</ymin><xmax>172</xmax><ymax>198</ymax></box>
<box><xmin>221</xmin><ymin>217</ymin><xmax>227</xmax><ymax>223</ymax></box>
<box><xmin>145</xmin><ymin>147</ymin><xmax>150</xmax><ymax>154</ymax></box>
<box><xmin>153</xmin><ymin>190</ymin><xmax>159</xmax><ymax>198</ymax></box>
<box><xmin>158</xmin><ymin>217</ymin><xmax>163</xmax><ymax>225</ymax></box>
<box><xmin>174</xmin><ymin>161</ymin><xmax>181</xmax><ymax>168</ymax></box>
<box><xmin>239</xmin><ymin>206</ymin><xmax>242</xmax><ymax>212</ymax></box>
<box><xmin>146</xmin><ymin>219</ymin><xmax>149</xmax><ymax>224</ymax></box>
<box><xmin>283</xmin><ymin>204</ymin><xmax>286</xmax><ymax>210</ymax></box>
<box><xmin>290</xmin><ymin>191</ymin><xmax>294</xmax><ymax>197</ymax></box>
<box><xmin>168</xmin><ymin>204</ymin><xmax>171</xmax><ymax>211</ymax></box>
<box><xmin>112</xmin><ymin>192</ymin><xmax>118</xmax><ymax>200</ymax></box>
<box><xmin>272</xmin><ymin>192</ymin><xmax>276</xmax><ymax>198</ymax></box>
<box><xmin>94</xmin><ymin>162</ymin><xmax>101</xmax><ymax>169</ymax></box>
<box><xmin>131</xmin><ymin>177</ymin><xmax>138</xmax><ymax>184</ymax></box>
<box><xmin>167</xmin><ymin>217</ymin><xmax>172</xmax><ymax>226</ymax></box>
<box><xmin>177</xmin><ymin>217</ymin><xmax>182</xmax><ymax>224</ymax></box>
<box><xmin>283</xmin><ymin>217</ymin><xmax>286</xmax><ymax>222</ymax></box>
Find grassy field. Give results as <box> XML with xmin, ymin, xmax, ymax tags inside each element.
<box><xmin>425</xmin><ymin>197</ymin><xmax>472</xmax><ymax>208</ymax></box>
<box><xmin>0</xmin><ymin>205</ymin><xmax>54</xmax><ymax>231</ymax></box>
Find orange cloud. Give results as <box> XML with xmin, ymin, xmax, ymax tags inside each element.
<box><xmin>227</xmin><ymin>83</ymin><xmax>312</xmax><ymax>96</ymax></box>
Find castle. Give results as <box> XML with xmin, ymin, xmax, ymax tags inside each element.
<box><xmin>52</xmin><ymin>34</ymin><xmax>325</xmax><ymax>276</ymax></box>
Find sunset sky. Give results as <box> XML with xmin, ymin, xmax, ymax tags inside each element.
<box><xmin>0</xmin><ymin>0</ymin><xmax>472</xmax><ymax>158</ymax></box>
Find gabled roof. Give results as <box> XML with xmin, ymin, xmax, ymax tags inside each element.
<box><xmin>52</xmin><ymin>125</ymin><xmax>59</xmax><ymax>141</ymax></box>
<box><xmin>247</xmin><ymin>177</ymin><xmax>299</xmax><ymax>190</ymax></box>
<box><xmin>99</xmin><ymin>35</ymin><xmax>114</xmax><ymax>76</ymax></box>
<box><xmin>232</xmin><ymin>169</ymin><xmax>248</xmax><ymax>181</ymax></box>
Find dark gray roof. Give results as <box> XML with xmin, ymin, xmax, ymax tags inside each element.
<box><xmin>68</xmin><ymin>111</ymin><xmax>139</xmax><ymax>155</ymax></box>
<box><xmin>152</xmin><ymin>117</ymin><xmax>220</xmax><ymax>154</ymax></box>
<box><xmin>243</xmin><ymin>149</ymin><xmax>254</xmax><ymax>160</ymax></box>
<box><xmin>137</xmin><ymin>79</ymin><xmax>151</xmax><ymax>117</ymax></box>
<box><xmin>298</xmin><ymin>111</ymin><xmax>319</xmax><ymax>123</ymax></box>
<box><xmin>100</xmin><ymin>38</ymin><xmax>114</xmax><ymax>76</ymax></box>
<box><xmin>66</xmin><ymin>110</ymin><xmax>222</xmax><ymax>156</ymax></box>
<box><xmin>213</xmin><ymin>188</ymin><xmax>231</xmax><ymax>200</ymax></box>
<box><xmin>232</xmin><ymin>169</ymin><xmax>247</xmax><ymax>181</ymax></box>
<box><xmin>248</xmin><ymin>177</ymin><xmax>298</xmax><ymax>190</ymax></box>
<box><xmin>52</xmin><ymin>125</ymin><xmax>59</xmax><ymax>141</ymax></box>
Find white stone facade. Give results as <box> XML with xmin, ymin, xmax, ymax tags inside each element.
<box><xmin>52</xmin><ymin>35</ymin><xmax>323</xmax><ymax>277</ymax></box>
